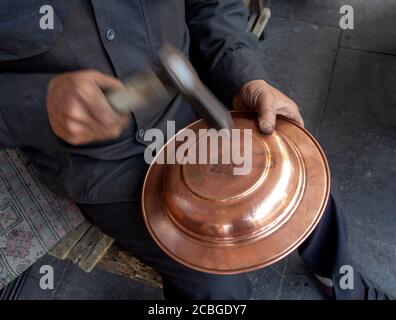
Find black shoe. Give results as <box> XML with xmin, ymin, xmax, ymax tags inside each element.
<box><xmin>311</xmin><ymin>273</ymin><xmax>334</xmax><ymax>299</ymax></box>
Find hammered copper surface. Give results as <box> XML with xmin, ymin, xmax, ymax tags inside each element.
<box><xmin>142</xmin><ymin>111</ymin><xmax>330</xmax><ymax>274</ymax></box>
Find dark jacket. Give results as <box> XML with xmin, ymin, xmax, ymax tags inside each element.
<box><xmin>0</xmin><ymin>0</ymin><xmax>266</xmax><ymax>203</ymax></box>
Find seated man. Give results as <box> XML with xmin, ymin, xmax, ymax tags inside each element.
<box><xmin>0</xmin><ymin>0</ymin><xmax>387</xmax><ymax>299</ymax></box>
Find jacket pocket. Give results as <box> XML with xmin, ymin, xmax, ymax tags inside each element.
<box><xmin>0</xmin><ymin>5</ymin><xmax>63</xmax><ymax>62</ymax></box>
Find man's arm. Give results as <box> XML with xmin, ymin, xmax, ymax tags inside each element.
<box><xmin>186</xmin><ymin>0</ymin><xmax>265</xmax><ymax>106</ymax></box>
<box><xmin>185</xmin><ymin>0</ymin><xmax>304</xmax><ymax>133</ymax></box>
<box><xmin>0</xmin><ymin>71</ymin><xmax>129</xmax><ymax>149</ymax></box>
<box><xmin>0</xmin><ymin>73</ymin><xmax>61</xmax><ymax>150</ymax></box>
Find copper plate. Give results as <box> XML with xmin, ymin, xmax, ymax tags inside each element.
<box><xmin>142</xmin><ymin>110</ymin><xmax>330</xmax><ymax>274</ymax></box>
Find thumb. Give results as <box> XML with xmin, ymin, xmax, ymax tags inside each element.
<box><xmin>257</xmin><ymin>103</ymin><xmax>277</xmax><ymax>134</ymax></box>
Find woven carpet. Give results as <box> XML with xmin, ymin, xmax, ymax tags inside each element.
<box><xmin>0</xmin><ymin>149</ymin><xmax>84</xmax><ymax>289</ymax></box>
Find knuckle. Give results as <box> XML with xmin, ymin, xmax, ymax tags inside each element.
<box><xmin>64</xmin><ymin>98</ymin><xmax>78</xmax><ymax>114</ymax></box>
<box><xmin>261</xmin><ymin>106</ymin><xmax>276</xmax><ymax>117</ymax></box>
<box><xmin>65</xmin><ymin>121</ymin><xmax>80</xmax><ymax>136</ymax></box>
<box><xmin>286</xmin><ymin>104</ymin><xmax>298</xmax><ymax>114</ymax></box>
<box><xmin>75</xmin><ymin>84</ymin><xmax>94</xmax><ymax>100</ymax></box>
<box><xmin>68</xmin><ymin>136</ymin><xmax>82</xmax><ymax>146</ymax></box>
<box><xmin>68</xmin><ymin>106</ymin><xmax>83</xmax><ymax>121</ymax></box>
<box><xmin>285</xmin><ymin>98</ymin><xmax>299</xmax><ymax>109</ymax></box>
<box><xmin>85</xmin><ymin>69</ymin><xmax>100</xmax><ymax>77</ymax></box>
<box><xmin>64</xmin><ymin>121</ymin><xmax>74</xmax><ymax>134</ymax></box>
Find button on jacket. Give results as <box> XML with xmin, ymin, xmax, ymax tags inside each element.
<box><xmin>0</xmin><ymin>0</ymin><xmax>267</xmax><ymax>204</ymax></box>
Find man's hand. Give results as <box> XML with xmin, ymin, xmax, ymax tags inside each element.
<box><xmin>47</xmin><ymin>70</ymin><xmax>130</xmax><ymax>145</ymax></box>
<box><xmin>233</xmin><ymin>80</ymin><xmax>304</xmax><ymax>134</ymax></box>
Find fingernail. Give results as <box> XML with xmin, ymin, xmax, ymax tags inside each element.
<box><xmin>260</xmin><ymin>121</ymin><xmax>274</xmax><ymax>134</ymax></box>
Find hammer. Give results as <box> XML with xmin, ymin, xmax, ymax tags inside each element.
<box><xmin>105</xmin><ymin>44</ymin><xmax>234</xmax><ymax>131</ymax></box>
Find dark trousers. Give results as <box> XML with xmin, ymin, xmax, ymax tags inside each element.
<box><xmin>77</xmin><ymin>193</ymin><xmax>366</xmax><ymax>300</ymax></box>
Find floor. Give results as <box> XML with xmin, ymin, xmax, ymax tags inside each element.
<box><xmin>2</xmin><ymin>0</ymin><xmax>395</xmax><ymax>300</ymax></box>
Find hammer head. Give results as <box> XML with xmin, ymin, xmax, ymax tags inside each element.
<box><xmin>158</xmin><ymin>44</ymin><xmax>234</xmax><ymax>131</ymax></box>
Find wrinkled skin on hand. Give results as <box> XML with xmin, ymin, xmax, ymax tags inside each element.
<box><xmin>233</xmin><ymin>80</ymin><xmax>304</xmax><ymax>134</ymax></box>
<box><xmin>47</xmin><ymin>70</ymin><xmax>130</xmax><ymax>146</ymax></box>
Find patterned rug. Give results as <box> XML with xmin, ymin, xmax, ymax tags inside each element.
<box><xmin>0</xmin><ymin>149</ymin><xmax>84</xmax><ymax>289</ymax></box>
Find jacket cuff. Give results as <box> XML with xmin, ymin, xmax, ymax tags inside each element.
<box><xmin>0</xmin><ymin>73</ymin><xmax>61</xmax><ymax>152</ymax></box>
<box><xmin>211</xmin><ymin>48</ymin><xmax>268</xmax><ymax>107</ymax></box>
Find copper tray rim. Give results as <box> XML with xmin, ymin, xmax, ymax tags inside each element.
<box><xmin>141</xmin><ymin>110</ymin><xmax>331</xmax><ymax>274</ymax></box>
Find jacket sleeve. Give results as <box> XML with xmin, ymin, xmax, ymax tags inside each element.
<box><xmin>0</xmin><ymin>73</ymin><xmax>62</xmax><ymax>151</ymax></box>
<box><xmin>185</xmin><ymin>0</ymin><xmax>267</xmax><ymax>106</ymax></box>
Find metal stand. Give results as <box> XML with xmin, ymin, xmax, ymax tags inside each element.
<box><xmin>245</xmin><ymin>0</ymin><xmax>271</xmax><ymax>40</ymax></box>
